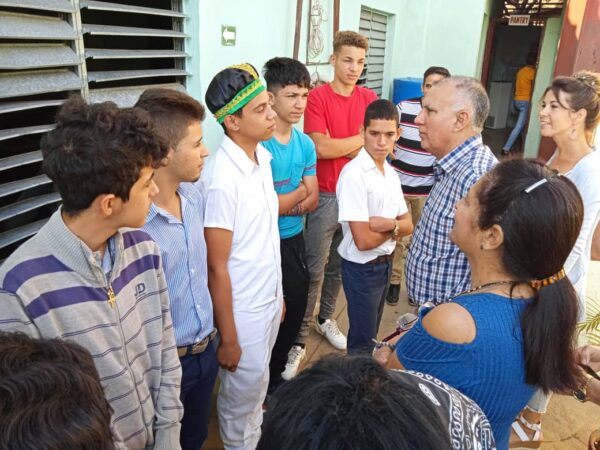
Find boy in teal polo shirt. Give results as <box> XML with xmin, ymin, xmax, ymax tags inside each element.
<box><xmin>262</xmin><ymin>57</ymin><xmax>318</xmax><ymax>389</ymax></box>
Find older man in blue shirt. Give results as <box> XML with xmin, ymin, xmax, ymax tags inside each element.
<box><xmin>405</xmin><ymin>77</ymin><xmax>497</xmax><ymax>306</ymax></box>
<box><xmin>136</xmin><ymin>88</ymin><xmax>217</xmax><ymax>450</ymax></box>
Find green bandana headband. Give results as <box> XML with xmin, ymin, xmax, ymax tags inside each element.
<box><xmin>214</xmin><ymin>78</ymin><xmax>265</xmax><ymax>123</ymax></box>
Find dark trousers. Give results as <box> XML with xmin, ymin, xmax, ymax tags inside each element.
<box><xmin>268</xmin><ymin>232</ymin><xmax>309</xmax><ymax>393</ymax></box>
<box><xmin>342</xmin><ymin>258</ymin><xmax>391</xmax><ymax>354</ymax></box>
<box><xmin>179</xmin><ymin>340</ymin><xmax>219</xmax><ymax>450</ymax></box>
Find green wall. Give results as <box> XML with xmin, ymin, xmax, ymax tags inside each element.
<box><xmin>186</xmin><ymin>0</ymin><xmax>492</xmax><ymax>153</ymax></box>
<box><xmin>191</xmin><ymin>0</ymin><xmax>296</xmax><ymax>152</ymax></box>
<box><xmin>184</xmin><ymin>0</ymin><xmax>201</xmax><ymax>102</ymax></box>
<box><xmin>392</xmin><ymin>0</ymin><xmax>489</xmax><ymax>79</ymax></box>
<box><xmin>523</xmin><ymin>15</ymin><xmax>563</xmax><ymax>157</ymax></box>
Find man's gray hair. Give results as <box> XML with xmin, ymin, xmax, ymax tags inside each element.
<box><xmin>444</xmin><ymin>76</ymin><xmax>490</xmax><ymax>133</ymax></box>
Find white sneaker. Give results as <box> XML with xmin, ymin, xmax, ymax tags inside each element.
<box><xmin>281</xmin><ymin>345</ymin><xmax>306</xmax><ymax>381</ymax></box>
<box><xmin>315</xmin><ymin>316</ymin><xmax>347</xmax><ymax>350</ymax></box>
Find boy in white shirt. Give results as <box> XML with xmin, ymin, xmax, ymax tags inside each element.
<box><xmin>336</xmin><ymin>99</ymin><xmax>413</xmax><ymax>353</ymax></box>
<box><xmin>203</xmin><ymin>63</ymin><xmax>283</xmax><ymax>449</ymax></box>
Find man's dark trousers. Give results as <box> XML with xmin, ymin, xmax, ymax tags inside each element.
<box><xmin>342</xmin><ymin>258</ymin><xmax>391</xmax><ymax>354</ymax></box>
<box><xmin>268</xmin><ymin>232</ymin><xmax>309</xmax><ymax>393</ymax></box>
<box><xmin>179</xmin><ymin>340</ymin><xmax>219</xmax><ymax>450</ymax></box>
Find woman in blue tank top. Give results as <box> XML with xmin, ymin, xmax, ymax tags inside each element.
<box><xmin>375</xmin><ymin>160</ymin><xmax>585</xmax><ymax>449</ymax></box>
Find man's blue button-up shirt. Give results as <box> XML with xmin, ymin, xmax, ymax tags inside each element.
<box><xmin>143</xmin><ymin>182</ymin><xmax>214</xmax><ymax>346</ymax></box>
<box><xmin>405</xmin><ymin>134</ymin><xmax>497</xmax><ymax>304</ymax></box>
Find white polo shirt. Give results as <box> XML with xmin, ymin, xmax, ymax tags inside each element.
<box><xmin>203</xmin><ymin>135</ymin><xmax>282</xmax><ymax>311</ymax></box>
<box><xmin>337</xmin><ymin>148</ymin><xmax>408</xmax><ymax>264</ymax></box>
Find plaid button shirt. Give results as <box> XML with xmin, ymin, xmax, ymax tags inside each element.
<box><xmin>405</xmin><ymin>134</ymin><xmax>497</xmax><ymax>304</ymax></box>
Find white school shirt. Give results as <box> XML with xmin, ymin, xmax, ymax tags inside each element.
<box><xmin>203</xmin><ymin>135</ymin><xmax>282</xmax><ymax>312</ymax></box>
<box><xmin>336</xmin><ymin>148</ymin><xmax>408</xmax><ymax>264</ymax></box>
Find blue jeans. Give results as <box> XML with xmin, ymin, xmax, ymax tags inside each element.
<box><xmin>342</xmin><ymin>258</ymin><xmax>391</xmax><ymax>354</ymax></box>
<box><xmin>179</xmin><ymin>340</ymin><xmax>219</xmax><ymax>450</ymax></box>
<box><xmin>503</xmin><ymin>100</ymin><xmax>530</xmax><ymax>151</ymax></box>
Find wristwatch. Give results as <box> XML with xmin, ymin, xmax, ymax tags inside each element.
<box><xmin>573</xmin><ymin>373</ymin><xmax>594</xmax><ymax>402</ymax></box>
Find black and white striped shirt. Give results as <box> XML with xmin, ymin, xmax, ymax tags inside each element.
<box><xmin>391</xmin><ymin>97</ymin><xmax>436</xmax><ymax>196</ymax></box>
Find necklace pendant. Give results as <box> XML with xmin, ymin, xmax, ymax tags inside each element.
<box><xmin>107</xmin><ymin>286</ymin><xmax>116</xmax><ymax>308</ymax></box>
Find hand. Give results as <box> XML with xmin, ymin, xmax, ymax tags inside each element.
<box><xmin>372</xmin><ymin>345</ymin><xmax>393</xmax><ymax>366</ymax></box>
<box><xmin>370</xmin><ymin>216</ymin><xmax>394</xmax><ymax>233</ymax></box>
<box><xmin>217</xmin><ymin>340</ymin><xmax>241</xmax><ymax>372</ymax></box>
<box><xmin>577</xmin><ymin>345</ymin><xmax>600</xmax><ymax>371</ymax></box>
<box><xmin>281</xmin><ymin>301</ymin><xmax>286</xmax><ymax>323</ymax></box>
<box><xmin>589</xmin><ymin>429</ymin><xmax>600</xmax><ymax>450</ymax></box>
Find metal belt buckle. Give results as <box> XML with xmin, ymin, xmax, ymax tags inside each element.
<box><xmin>190</xmin><ymin>338</ymin><xmax>209</xmax><ymax>355</ymax></box>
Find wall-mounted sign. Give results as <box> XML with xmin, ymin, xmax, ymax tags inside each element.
<box><xmin>508</xmin><ymin>15</ymin><xmax>530</xmax><ymax>26</ymax></box>
<box><xmin>221</xmin><ymin>25</ymin><xmax>236</xmax><ymax>46</ymax></box>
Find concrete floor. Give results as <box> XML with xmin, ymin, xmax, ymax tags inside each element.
<box><xmin>202</xmin><ymin>261</ymin><xmax>600</xmax><ymax>449</ymax></box>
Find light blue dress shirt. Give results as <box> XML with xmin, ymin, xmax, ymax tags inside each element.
<box><xmin>143</xmin><ymin>182</ymin><xmax>214</xmax><ymax>346</ymax></box>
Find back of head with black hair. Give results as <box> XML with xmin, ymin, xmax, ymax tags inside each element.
<box><xmin>476</xmin><ymin>159</ymin><xmax>584</xmax><ymax>392</ymax></box>
<box><xmin>0</xmin><ymin>332</ymin><xmax>114</xmax><ymax>450</ymax></box>
<box><xmin>135</xmin><ymin>87</ymin><xmax>205</xmax><ymax>149</ymax></box>
<box><xmin>364</xmin><ymin>99</ymin><xmax>399</xmax><ymax>129</ymax></box>
<box><xmin>41</xmin><ymin>96</ymin><xmax>169</xmax><ymax>214</ymax></box>
<box><xmin>263</xmin><ymin>57</ymin><xmax>311</xmax><ymax>92</ymax></box>
<box><xmin>423</xmin><ymin>66</ymin><xmax>451</xmax><ymax>80</ymax></box>
<box><xmin>257</xmin><ymin>355</ymin><xmax>451</xmax><ymax>450</ymax></box>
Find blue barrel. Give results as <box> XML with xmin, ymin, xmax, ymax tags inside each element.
<box><xmin>392</xmin><ymin>78</ymin><xmax>423</xmax><ymax>104</ymax></box>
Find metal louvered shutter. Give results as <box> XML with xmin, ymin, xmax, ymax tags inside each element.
<box><xmin>80</xmin><ymin>0</ymin><xmax>188</xmax><ymax>106</ymax></box>
<box><xmin>0</xmin><ymin>0</ymin><xmax>82</xmax><ymax>260</ymax></box>
<box><xmin>0</xmin><ymin>0</ymin><xmax>188</xmax><ymax>261</ymax></box>
<box><xmin>359</xmin><ymin>7</ymin><xmax>388</xmax><ymax>96</ymax></box>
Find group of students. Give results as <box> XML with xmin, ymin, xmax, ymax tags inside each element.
<box><xmin>0</xmin><ymin>29</ymin><xmax>407</xmax><ymax>450</ymax></box>
<box><xmin>0</xmin><ymin>27</ymin><xmax>600</xmax><ymax>450</ymax></box>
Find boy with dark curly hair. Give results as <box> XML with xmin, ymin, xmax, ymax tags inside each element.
<box><xmin>0</xmin><ymin>96</ymin><xmax>183</xmax><ymax>450</ymax></box>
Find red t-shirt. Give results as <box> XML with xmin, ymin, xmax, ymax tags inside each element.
<box><xmin>304</xmin><ymin>83</ymin><xmax>378</xmax><ymax>193</ymax></box>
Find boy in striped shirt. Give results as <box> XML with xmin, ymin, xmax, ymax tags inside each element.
<box><xmin>0</xmin><ymin>97</ymin><xmax>183</xmax><ymax>450</ymax></box>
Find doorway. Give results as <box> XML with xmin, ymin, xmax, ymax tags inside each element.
<box><xmin>479</xmin><ymin>0</ymin><xmax>564</xmax><ymax>157</ymax></box>
<box><xmin>483</xmin><ymin>21</ymin><xmax>541</xmax><ymax>155</ymax></box>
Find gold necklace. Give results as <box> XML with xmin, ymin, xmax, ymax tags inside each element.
<box><xmin>451</xmin><ymin>280</ymin><xmax>518</xmax><ymax>301</ymax></box>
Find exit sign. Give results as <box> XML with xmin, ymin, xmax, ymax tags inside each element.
<box><xmin>221</xmin><ymin>25</ymin><xmax>236</xmax><ymax>46</ymax></box>
<box><xmin>509</xmin><ymin>15</ymin><xmax>530</xmax><ymax>26</ymax></box>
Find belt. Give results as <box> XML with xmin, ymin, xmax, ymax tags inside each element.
<box><xmin>366</xmin><ymin>253</ymin><xmax>394</xmax><ymax>264</ymax></box>
<box><xmin>177</xmin><ymin>329</ymin><xmax>217</xmax><ymax>358</ymax></box>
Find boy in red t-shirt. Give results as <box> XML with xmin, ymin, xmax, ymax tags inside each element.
<box><xmin>284</xmin><ymin>30</ymin><xmax>377</xmax><ymax>376</ymax></box>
